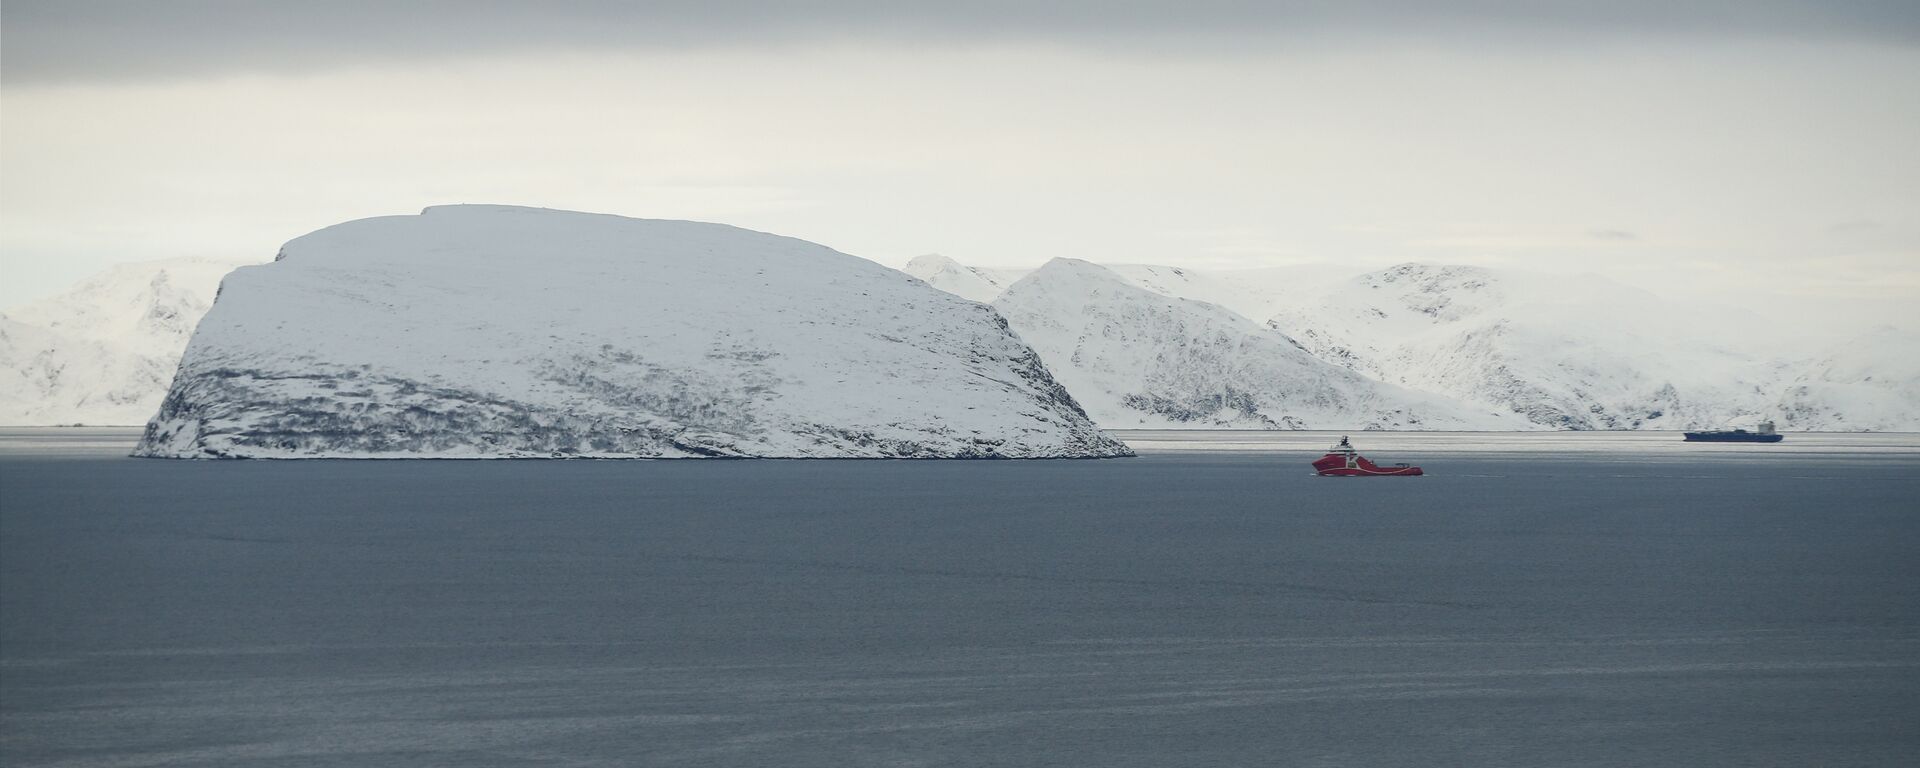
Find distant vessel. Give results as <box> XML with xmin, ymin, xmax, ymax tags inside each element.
<box><xmin>1683</xmin><ymin>421</ymin><xmax>1785</xmax><ymax>443</ymax></box>
<box><xmin>1312</xmin><ymin>436</ymin><xmax>1424</xmax><ymax>476</ymax></box>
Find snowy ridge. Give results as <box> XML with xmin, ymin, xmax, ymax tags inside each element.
<box><xmin>902</xmin><ymin>254</ymin><xmax>1028</xmax><ymax>304</ymax></box>
<box><xmin>918</xmin><ymin>257</ymin><xmax>1919</xmax><ymax>432</ymax></box>
<box><xmin>1104</xmin><ymin>263</ymin><xmax>1340</xmax><ymax>326</ymax></box>
<box><xmin>1268</xmin><ymin>264</ymin><xmax>1804</xmax><ymax>430</ymax></box>
<box><xmin>135</xmin><ymin>206</ymin><xmax>1128</xmax><ymax>459</ymax></box>
<box><xmin>991</xmin><ymin>259</ymin><xmax>1530</xmax><ymax>430</ymax></box>
<box><xmin>2</xmin><ymin>257</ymin><xmax>255</xmax><ymax>425</ymax></box>
<box><xmin>1773</xmin><ymin>327</ymin><xmax>1920</xmax><ymax>432</ymax></box>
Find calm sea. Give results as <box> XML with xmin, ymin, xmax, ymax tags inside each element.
<box><xmin>4</xmin><ymin>428</ymin><xmax>1917</xmax><ymax>766</ymax></box>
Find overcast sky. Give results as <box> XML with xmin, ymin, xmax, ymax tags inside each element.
<box><xmin>3</xmin><ymin>1</ymin><xmax>1916</xmax><ymax>328</ymax></box>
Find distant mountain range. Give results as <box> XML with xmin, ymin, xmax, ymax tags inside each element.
<box><xmin>913</xmin><ymin>255</ymin><xmax>1919</xmax><ymax>432</ymax></box>
<box><xmin>1265</xmin><ymin>263</ymin><xmax>1785</xmax><ymax>430</ymax></box>
<box><xmin>989</xmin><ymin>258</ymin><xmax>1526</xmax><ymax>430</ymax></box>
<box><xmin>6</xmin><ymin>239</ymin><xmax>1914</xmax><ymax>432</ymax></box>
<box><xmin>2</xmin><ymin>257</ymin><xmax>259</xmax><ymax>425</ymax></box>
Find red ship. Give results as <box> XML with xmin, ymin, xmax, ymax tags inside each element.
<box><xmin>1312</xmin><ymin>436</ymin><xmax>1423</xmax><ymax>476</ymax></box>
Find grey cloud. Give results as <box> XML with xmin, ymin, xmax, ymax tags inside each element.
<box><xmin>5</xmin><ymin>1</ymin><xmax>1919</xmax><ymax>84</ymax></box>
<box><xmin>1589</xmin><ymin>229</ymin><xmax>1640</xmax><ymax>241</ymax></box>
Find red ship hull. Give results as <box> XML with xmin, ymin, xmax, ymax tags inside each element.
<box><xmin>1312</xmin><ymin>453</ymin><xmax>1423</xmax><ymax>476</ymax></box>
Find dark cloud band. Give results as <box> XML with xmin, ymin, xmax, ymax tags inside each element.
<box><xmin>5</xmin><ymin>1</ymin><xmax>1918</xmax><ymax>84</ymax></box>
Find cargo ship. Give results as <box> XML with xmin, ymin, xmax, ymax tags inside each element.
<box><xmin>1683</xmin><ymin>421</ymin><xmax>1784</xmax><ymax>443</ymax></box>
<box><xmin>1312</xmin><ymin>436</ymin><xmax>1424</xmax><ymax>476</ymax></box>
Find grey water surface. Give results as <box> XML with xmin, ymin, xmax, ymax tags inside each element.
<box><xmin>3</xmin><ymin>428</ymin><xmax>1917</xmax><ymax>766</ymax></box>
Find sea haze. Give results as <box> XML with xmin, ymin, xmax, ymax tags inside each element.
<box><xmin>3</xmin><ymin>429</ymin><xmax>1917</xmax><ymax>766</ymax></box>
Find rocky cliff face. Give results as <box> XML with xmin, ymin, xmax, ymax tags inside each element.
<box><xmin>135</xmin><ymin>206</ymin><xmax>1129</xmax><ymax>459</ymax></box>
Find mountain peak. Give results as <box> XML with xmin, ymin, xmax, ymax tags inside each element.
<box><xmin>904</xmin><ymin>253</ymin><xmax>959</xmax><ymax>271</ymax></box>
<box><xmin>1</xmin><ymin>256</ymin><xmax>257</xmax><ymax>425</ymax></box>
<box><xmin>903</xmin><ymin>254</ymin><xmax>1028</xmax><ymax>304</ymax></box>
<box><xmin>1025</xmin><ymin>257</ymin><xmax>1128</xmax><ymax>284</ymax></box>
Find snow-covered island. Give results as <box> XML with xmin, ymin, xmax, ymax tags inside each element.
<box><xmin>133</xmin><ymin>205</ymin><xmax>1130</xmax><ymax>459</ymax></box>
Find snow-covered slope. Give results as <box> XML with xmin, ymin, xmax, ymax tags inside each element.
<box><xmin>1104</xmin><ymin>263</ymin><xmax>1342</xmax><ymax>324</ymax></box>
<box><xmin>2</xmin><ymin>258</ymin><xmax>253</xmax><ymax>425</ymax></box>
<box><xmin>991</xmin><ymin>259</ymin><xmax>1530</xmax><ymax>430</ymax></box>
<box><xmin>1773</xmin><ymin>327</ymin><xmax>1920</xmax><ymax>432</ymax></box>
<box><xmin>1266</xmin><ymin>264</ymin><xmax>1796</xmax><ymax>430</ymax></box>
<box><xmin>905</xmin><ymin>255</ymin><xmax>1920</xmax><ymax>432</ymax></box>
<box><xmin>902</xmin><ymin>254</ymin><xmax>1028</xmax><ymax>303</ymax></box>
<box><xmin>136</xmin><ymin>205</ymin><xmax>1129</xmax><ymax>459</ymax></box>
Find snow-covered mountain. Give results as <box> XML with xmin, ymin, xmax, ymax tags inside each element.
<box><xmin>990</xmin><ymin>258</ymin><xmax>1531</xmax><ymax>430</ymax></box>
<box><xmin>1103</xmin><ymin>263</ymin><xmax>1341</xmax><ymax>325</ymax></box>
<box><xmin>2</xmin><ymin>257</ymin><xmax>255</xmax><ymax>425</ymax></box>
<box><xmin>902</xmin><ymin>254</ymin><xmax>1028</xmax><ymax>303</ymax></box>
<box><xmin>1773</xmin><ymin>327</ymin><xmax>1920</xmax><ymax>432</ymax></box>
<box><xmin>1264</xmin><ymin>263</ymin><xmax>1791</xmax><ymax>430</ymax></box>
<box><xmin>1260</xmin><ymin>263</ymin><xmax>1920</xmax><ymax>430</ymax></box>
<box><xmin>136</xmin><ymin>205</ymin><xmax>1129</xmax><ymax>459</ymax></box>
<box><xmin>911</xmin><ymin>256</ymin><xmax>1919</xmax><ymax>431</ymax></box>
<box><xmin>14</xmin><ymin>243</ymin><xmax>1913</xmax><ymax>435</ymax></box>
